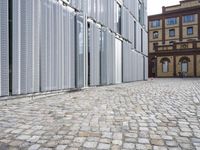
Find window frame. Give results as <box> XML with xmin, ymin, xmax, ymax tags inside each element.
<box><xmin>160</xmin><ymin>58</ymin><xmax>170</xmax><ymax>73</ymax></box>
<box><xmin>162</xmin><ymin>61</ymin><xmax>169</xmax><ymax>73</ymax></box>
<box><xmin>167</xmin><ymin>17</ymin><xmax>177</xmax><ymax>25</ymax></box>
<box><xmin>151</xmin><ymin>20</ymin><xmax>160</xmax><ymax>28</ymax></box>
<box><xmin>153</xmin><ymin>42</ymin><xmax>158</xmax><ymax>50</ymax></box>
<box><xmin>138</xmin><ymin>1</ymin><xmax>143</xmax><ymax>24</ymax></box>
<box><xmin>179</xmin><ymin>57</ymin><xmax>190</xmax><ymax>73</ymax></box>
<box><xmin>169</xmin><ymin>41</ymin><xmax>174</xmax><ymax>45</ymax></box>
<box><xmin>153</xmin><ymin>31</ymin><xmax>159</xmax><ymax>39</ymax></box>
<box><xmin>181</xmin><ymin>61</ymin><xmax>188</xmax><ymax>73</ymax></box>
<box><xmin>169</xmin><ymin>29</ymin><xmax>175</xmax><ymax>37</ymax></box>
<box><xmin>187</xmin><ymin>27</ymin><xmax>193</xmax><ymax>35</ymax></box>
<box><xmin>183</xmin><ymin>15</ymin><xmax>195</xmax><ymax>23</ymax></box>
<box><xmin>114</xmin><ymin>1</ymin><xmax>122</xmax><ymax>34</ymax></box>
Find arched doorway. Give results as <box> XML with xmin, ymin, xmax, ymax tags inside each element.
<box><xmin>179</xmin><ymin>56</ymin><xmax>190</xmax><ymax>77</ymax></box>
<box><xmin>160</xmin><ymin>57</ymin><xmax>171</xmax><ymax>74</ymax></box>
<box><xmin>150</xmin><ymin>58</ymin><xmax>157</xmax><ymax>77</ymax></box>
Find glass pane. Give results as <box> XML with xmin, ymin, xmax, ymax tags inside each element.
<box><xmin>181</xmin><ymin>63</ymin><xmax>188</xmax><ymax>72</ymax></box>
<box><xmin>114</xmin><ymin>2</ymin><xmax>121</xmax><ymax>34</ymax></box>
<box><xmin>100</xmin><ymin>29</ymin><xmax>107</xmax><ymax>85</ymax></box>
<box><xmin>162</xmin><ymin>61</ymin><xmax>168</xmax><ymax>73</ymax></box>
<box><xmin>75</xmin><ymin>14</ymin><xmax>85</xmax><ymax>88</ymax></box>
<box><xmin>184</xmin><ymin>15</ymin><xmax>194</xmax><ymax>23</ymax></box>
<box><xmin>167</xmin><ymin>18</ymin><xmax>177</xmax><ymax>25</ymax></box>
<box><xmin>115</xmin><ymin>38</ymin><xmax>122</xmax><ymax>84</ymax></box>
<box><xmin>187</xmin><ymin>27</ymin><xmax>193</xmax><ymax>35</ymax></box>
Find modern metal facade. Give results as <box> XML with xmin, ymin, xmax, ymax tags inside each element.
<box><xmin>0</xmin><ymin>0</ymin><xmax>148</xmax><ymax>97</ymax></box>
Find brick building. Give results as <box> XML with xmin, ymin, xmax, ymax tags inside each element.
<box><xmin>148</xmin><ymin>0</ymin><xmax>200</xmax><ymax>77</ymax></box>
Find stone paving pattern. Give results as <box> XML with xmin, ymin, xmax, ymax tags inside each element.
<box><xmin>0</xmin><ymin>79</ymin><xmax>200</xmax><ymax>150</ymax></box>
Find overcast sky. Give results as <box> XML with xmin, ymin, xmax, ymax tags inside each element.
<box><xmin>147</xmin><ymin>0</ymin><xmax>181</xmax><ymax>15</ymax></box>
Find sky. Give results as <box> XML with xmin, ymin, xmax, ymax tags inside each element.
<box><xmin>148</xmin><ymin>0</ymin><xmax>181</xmax><ymax>15</ymax></box>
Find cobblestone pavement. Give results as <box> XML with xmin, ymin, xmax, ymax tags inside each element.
<box><xmin>1</xmin><ymin>79</ymin><xmax>200</xmax><ymax>150</ymax></box>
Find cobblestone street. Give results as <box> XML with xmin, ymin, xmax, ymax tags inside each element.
<box><xmin>1</xmin><ymin>79</ymin><xmax>200</xmax><ymax>150</ymax></box>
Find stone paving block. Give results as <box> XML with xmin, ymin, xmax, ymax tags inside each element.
<box><xmin>97</xmin><ymin>143</ymin><xmax>110</xmax><ymax>149</ymax></box>
<box><xmin>83</xmin><ymin>141</ymin><xmax>97</xmax><ymax>148</ymax></box>
<box><xmin>55</xmin><ymin>145</ymin><xmax>68</xmax><ymax>150</ymax></box>
<box><xmin>17</xmin><ymin>135</ymin><xmax>31</xmax><ymax>140</ymax></box>
<box><xmin>150</xmin><ymin>139</ymin><xmax>164</xmax><ymax>146</ymax></box>
<box><xmin>138</xmin><ymin>138</ymin><xmax>150</xmax><ymax>144</ymax></box>
<box><xmin>113</xmin><ymin>133</ymin><xmax>123</xmax><ymax>140</ymax></box>
<box><xmin>28</xmin><ymin>144</ymin><xmax>41</xmax><ymax>150</ymax></box>
<box><xmin>0</xmin><ymin>79</ymin><xmax>200</xmax><ymax>149</ymax></box>
<box><xmin>123</xmin><ymin>143</ymin><xmax>135</xmax><ymax>149</ymax></box>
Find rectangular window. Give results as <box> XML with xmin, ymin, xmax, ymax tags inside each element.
<box><xmin>141</xmin><ymin>29</ymin><xmax>143</xmax><ymax>52</ymax></box>
<box><xmin>138</xmin><ymin>1</ymin><xmax>143</xmax><ymax>24</ymax></box>
<box><xmin>162</xmin><ymin>61</ymin><xmax>168</xmax><ymax>73</ymax></box>
<box><xmin>153</xmin><ymin>43</ymin><xmax>158</xmax><ymax>50</ymax></box>
<box><xmin>114</xmin><ymin>2</ymin><xmax>122</xmax><ymax>34</ymax></box>
<box><xmin>169</xmin><ymin>41</ymin><xmax>174</xmax><ymax>45</ymax></box>
<box><xmin>169</xmin><ymin>29</ymin><xmax>175</xmax><ymax>37</ymax></box>
<box><xmin>153</xmin><ymin>31</ymin><xmax>159</xmax><ymax>39</ymax></box>
<box><xmin>167</xmin><ymin>18</ymin><xmax>177</xmax><ymax>25</ymax></box>
<box><xmin>134</xmin><ymin>21</ymin><xmax>136</xmax><ymax>49</ymax></box>
<box><xmin>181</xmin><ymin>62</ymin><xmax>188</xmax><ymax>72</ymax></box>
<box><xmin>187</xmin><ymin>27</ymin><xmax>193</xmax><ymax>35</ymax></box>
<box><xmin>75</xmin><ymin>15</ymin><xmax>85</xmax><ymax>88</ymax></box>
<box><xmin>183</xmin><ymin>15</ymin><xmax>195</xmax><ymax>23</ymax></box>
<box><xmin>151</xmin><ymin>20</ymin><xmax>160</xmax><ymax>28</ymax></box>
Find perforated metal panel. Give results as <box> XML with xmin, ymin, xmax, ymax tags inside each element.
<box><xmin>122</xmin><ymin>7</ymin><xmax>129</xmax><ymax>40</ymax></box>
<box><xmin>123</xmin><ymin>41</ymin><xmax>140</xmax><ymax>82</ymax></box>
<box><xmin>145</xmin><ymin>56</ymin><xmax>148</xmax><ymax>80</ymax></box>
<box><xmin>12</xmin><ymin>0</ymin><xmax>40</xmax><ymax>95</ymax></box>
<box><xmin>63</xmin><ymin>7</ymin><xmax>76</xmax><ymax>89</ymax></box>
<box><xmin>75</xmin><ymin>13</ymin><xmax>86</xmax><ymax>88</ymax></box>
<box><xmin>1</xmin><ymin>0</ymin><xmax>148</xmax><ymax>97</ymax></box>
<box><xmin>88</xmin><ymin>22</ymin><xmax>101</xmax><ymax>86</ymax></box>
<box><xmin>40</xmin><ymin>0</ymin><xmax>76</xmax><ymax>92</ymax></box>
<box><xmin>0</xmin><ymin>0</ymin><xmax>9</xmax><ymax>96</ymax></box>
<box><xmin>100</xmin><ymin>28</ymin><xmax>115</xmax><ymax>85</ymax></box>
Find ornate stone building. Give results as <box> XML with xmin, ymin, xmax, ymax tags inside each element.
<box><xmin>148</xmin><ymin>0</ymin><xmax>200</xmax><ymax>77</ymax></box>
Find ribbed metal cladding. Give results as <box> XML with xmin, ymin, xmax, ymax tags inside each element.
<box><xmin>0</xmin><ymin>0</ymin><xmax>9</xmax><ymax>96</ymax></box>
<box><xmin>107</xmin><ymin>0</ymin><xmax>114</xmax><ymax>31</ymax></box>
<box><xmin>123</xmin><ymin>41</ymin><xmax>139</xmax><ymax>82</ymax></box>
<box><xmin>122</xmin><ymin>7</ymin><xmax>129</xmax><ymax>40</ymax></box>
<box><xmin>88</xmin><ymin>22</ymin><xmax>101</xmax><ymax>86</ymax></box>
<box><xmin>40</xmin><ymin>0</ymin><xmax>76</xmax><ymax>92</ymax></box>
<box><xmin>101</xmin><ymin>28</ymin><xmax>115</xmax><ymax>85</ymax></box>
<box><xmin>75</xmin><ymin>13</ymin><xmax>86</xmax><ymax>88</ymax></box>
<box><xmin>143</xmin><ymin>31</ymin><xmax>148</xmax><ymax>56</ymax></box>
<box><xmin>0</xmin><ymin>0</ymin><xmax>148</xmax><ymax>97</ymax></box>
<box><xmin>145</xmin><ymin>56</ymin><xmax>148</xmax><ymax>80</ymax></box>
<box><xmin>100</xmin><ymin>0</ymin><xmax>108</xmax><ymax>26</ymax></box>
<box><xmin>12</xmin><ymin>0</ymin><xmax>40</xmax><ymax>95</ymax></box>
<box><xmin>63</xmin><ymin>7</ymin><xmax>76</xmax><ymax>89</ymax></box>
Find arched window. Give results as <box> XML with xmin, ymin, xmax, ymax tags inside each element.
<box><xmin>160</xmin><ymin>58</ymin><xmax>170</xmax><ymax>73</ymax></box>
<box><xmin>153</xmin><ymin>31</ymin><xmax>159</xmax><ymax>39</ymax></box>
<box><xmin>179</xmin><ymin>57</ymin><xmax>190</xmax><ymax>73</ymax></box>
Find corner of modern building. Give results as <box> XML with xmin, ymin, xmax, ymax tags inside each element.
<box><xmin>0</xmin><ymin>0</ymin><xmax>148</xmax><ymax>97</ymax></box>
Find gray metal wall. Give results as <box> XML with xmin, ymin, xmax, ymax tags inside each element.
<box><xmin>0</xmin><ymin>0</ymin><xmax>9</xmax><ymax>96</ymax></box>
<box><xmin>100</xmin><ymin>28</ymin><xmax>115</xmax><ymax>85</ymax></box>
<box><xmin>88</xmin><ymin>22</ymin><xmax>101</xmax><ymax>86</ymax></box>
<box><xmin>0</xmin><ymin>0</ymin><xmax>148</xmax><ymax>97</ymax></box>
<box><xmin>12</xmin><ymin>0</ymin><xmax>40</xmax><ymax>95</ymax></box>
<box><xmin>40</xmin><ymin>0</ymin><xmax>76</xmax><ymax>92</ymax></box>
